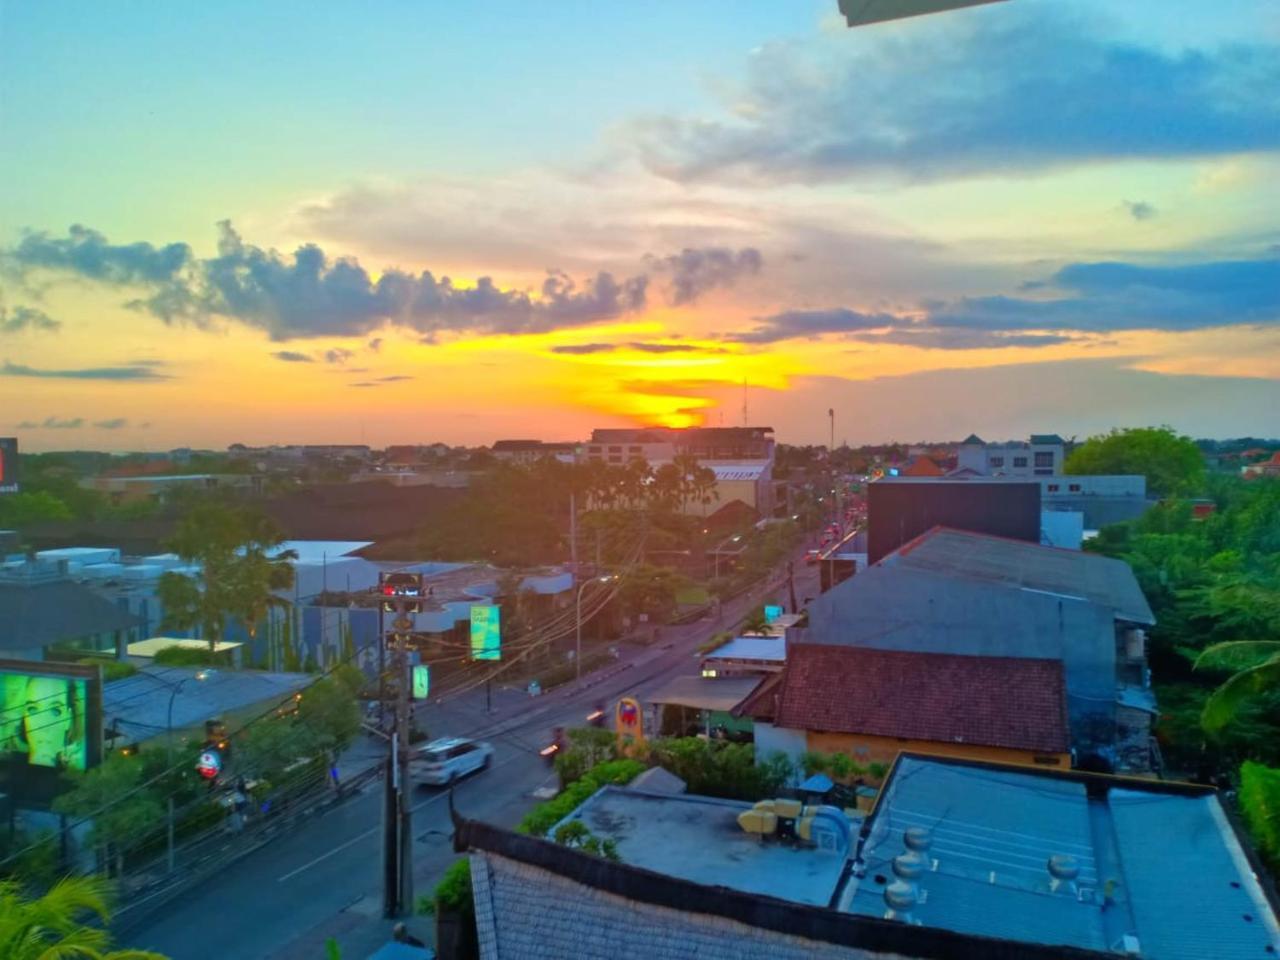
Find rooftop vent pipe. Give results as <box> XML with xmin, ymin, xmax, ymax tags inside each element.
<box><xmin>883</xmin><ymin>880</ymin><xmax>916</xmax><ymax>923</ymax></box>
<box><xmin>1047</xmin><ymin>854</ymin><xmax>1080</xmax><ymax>895</ymax></box>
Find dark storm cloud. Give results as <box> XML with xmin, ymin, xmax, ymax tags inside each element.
<box><xmin>0</xmin><ymin>361</ymin><xmax>171</xmax><ymax>380</ymax></box>
<box><xmin>92</xmin><ymin>418</ymin><xmax>129</xmax><ymax>429</ymax></box>
<box><xmin>0</xmin><ymin>305</ymin><xmax>60</xmax><ymax>333</ymax></box>
<box><xmin>646</xmin><ymin>247</ymin><xmax>763</xmax><ymax>305</ymax></box>
<box><xmin>272</xmin><ymin>350</ymin><xmax>314</xmax><ymax>363</ymax></box>
<box><xmin>630</xmin><ymin>9</ymin><xmax>1280</xmax><ymax>185</ymax></box>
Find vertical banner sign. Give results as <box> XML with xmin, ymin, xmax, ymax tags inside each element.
<box><xmin>614</xmin><ymin>696</ymin><xmax>646</xmax><ymax>754</ymax></box>
<box><xmin>0</xmin><ymin>437</ymin><xmax>18</xmax><ymax>494</ymax></box>
<box><xmin>411</xmin><ymin>664</ymin><xmax>430</xmax><ymax>700</ymax></box>
<box><xmin>470</xmin><ymin>605</ymin><xmax>501</xmax><ymax>661</ymax></box>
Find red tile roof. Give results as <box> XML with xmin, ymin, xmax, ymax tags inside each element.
<box><xmin>772</xmin><ymin>644</ymin><xmax>1069</xmax><ymax>753</ymax></box>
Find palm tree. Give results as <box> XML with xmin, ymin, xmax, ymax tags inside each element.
<box><xmin>1196</xmin><ymin>641</ymin><xmax>1280</xmax><ymax>734</ymax></box>
<box><xmin>0</xmin><ymin>875</ymin><xmax>168</xmax><ymax>959</ymax></box>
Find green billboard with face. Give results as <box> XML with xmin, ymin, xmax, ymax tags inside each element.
<box><xmin>470</xmin><ymin>605</ymin><xmax>501</xmax><ymax>661</ymax></box>
<box><xmin>0</xmin><ymin>668</ymin><xmax>90</xmax><ymax>771</ymax></box>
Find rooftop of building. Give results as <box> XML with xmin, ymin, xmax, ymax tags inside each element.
<box><xmin>882</xmin><ymin>526</ymin><xmax>1155</xmax><ymax>624</ymax></box>
<box><xmin>562</xmin><ymin>785</ymin><xmax>851</xmax><ymax>907</ymax></box>
<box><xmin>703</xmin><ymin>635</ymin><xmax>787</xmax><ymax>663</ymax></box>
<box><xmin>768</xmin><ymin>644</ymin><xmax>1069</xmax><ymax>754</ymax></box>
<box><xmin>456</xmin><ymin>797</ymin><xmax>1114</xmax><ymax>960</ymax></box>
<box><xmin>103</xmin><ymin>663</ymin><xmax>314</xmax><ymax>743</ymax></box>
<box><xmin>0</xmin><ymin>577</ymin><xmax>140</xmax><ymax>650</ymax></box>
<box><xmin>849</xmin><ymin>754</ymin><xmax>1280</xmax><ymax>960</ymax></box>
<box><xmin>709</xmin><ymin>463</ymin><xmax>768</xmax><ymax>480</ymax></box>
<box><xmin>647</xmin><ymin>674</ymin><xmax>764</xmax><ymax>712</ymax></box>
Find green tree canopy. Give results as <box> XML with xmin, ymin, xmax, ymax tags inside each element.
<box><xmin>158</xmin><ymin>502</ymin><xmax>295</xmax><ymax>651</ymax></box>
<box><xmin>1065</xmin><ymin>426</ymin><xmax>1204</xmax><ymax>497</ymax></box>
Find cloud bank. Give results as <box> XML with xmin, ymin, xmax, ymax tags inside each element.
<box><xmin>730</xmin><ymin>255</ymin><xmax>1280</xmax><ymax>347</ymax></box>
<box><xmin>1</xmin><ymin>360</ymin><xmax>171</xmax><ymax>380</ymax></box>
<box><xmin>629</xmin><ymin>10</ymin><xmax>1280</xmax><ymax>185</ymax></box>
<box><xmin>7</xmin><ymin>223</ymin><xmax>761</xmax><ymax>341</ymax></box>
<box><xmin>1</xmin><ymin>305</ymin><xmax>61</xmax><ymax>334</ymax></box>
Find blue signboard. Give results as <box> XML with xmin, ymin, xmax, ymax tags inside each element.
<box><xmin>470</xmin><ymin>605</ymin><xmax>501</xmax><ymax>661</ymax></box>
<box><xmin>764</xmin><ymin>604</ymin><xmax>784</xmax><ymax>623</ymax></box>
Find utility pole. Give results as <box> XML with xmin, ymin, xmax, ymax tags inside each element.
<box><xmin>379</xmin><ymin>571</ymin><xmax>422</xmax><ymax>918</ymax></box>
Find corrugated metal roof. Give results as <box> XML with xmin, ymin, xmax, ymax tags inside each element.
<box><xmin>885</xmin><ymin>527</ymin><xmax>1154</xmax><ymax>624</ymax></box>
<box><xmin>704</xmin><ymin>635</ymin><xmax>786</xmax><ymax>663</ymax></box>
<box><xmin>103</xmin><ymin>664</ymin><xmax>313</xmax><ymax>741</ymax></box>
<box><xmin>851</xmin><ymin>756</ymin><xmax>1280</xmax><ymax>958</ymax></box>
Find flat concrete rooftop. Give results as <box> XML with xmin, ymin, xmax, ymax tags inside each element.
<box><xmin>563</xmin><ymin>785</ymin><xmax>850</xmax><ymax>908</ymax></box>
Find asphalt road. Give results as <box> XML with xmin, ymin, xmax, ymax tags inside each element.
<box><xmin>122</xmin><ymin>558</ymin><xmax>820</xmax><ymax>960</ymax></box>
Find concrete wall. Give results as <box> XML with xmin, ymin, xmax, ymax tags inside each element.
<box><xmin>753</xmin><ymin>722</ymin><xmax>807</xmax><ymax>783</ymax></box>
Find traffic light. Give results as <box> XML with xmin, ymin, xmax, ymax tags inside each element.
<box><xmin>379</xmin><ymin>571</ymin><xmax>424</xmax><ymax>614</ymax></box>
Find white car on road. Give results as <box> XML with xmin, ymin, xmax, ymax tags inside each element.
<box><xmin>412</xmin><ymin>737</ymin><xmax>494</xmax><ymax>786</ymax></box>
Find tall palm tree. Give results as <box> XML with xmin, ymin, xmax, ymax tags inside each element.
<box><xmin>1196</xmin><ymin>641</ymin><xmax>1280</xmax><ymax>734</ymax></box>
<box><xmin>0</xmin><ymin>875</ymin><xmax>168</xmax><ymax>959</ymax></box>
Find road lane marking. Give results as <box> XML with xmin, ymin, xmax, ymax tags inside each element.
<box><xmin>276</xmin><ymin>752</ymin><xmax>526</xmax><ymax>882</ymax></box>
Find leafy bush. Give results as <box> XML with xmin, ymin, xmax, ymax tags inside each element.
<box><xmin>78</xmin><ymin>657</ymin><xmax>137</xmax><ymax>681</ymax></box>
<box><xmin>152</xmin><ymin>645</ymin><xmax>230</xmax><ymax>667</ymax></box>
<box><xmin>553</xmin><ymin>820</ymin><xmax>621</xmax><ymax>861</ymax></box>
<box><xmin>646</xmin><ymin>738</ymin><xmax>792</xmax><ymax>801</ymax></box>
<box><xmin>1239</xmin><ymin>761</ymin><xmax>1280</xmax><ymax>869</ymax></box>
<box><xmin>554</xmin><ymin>727</ymin><xmax>618</xmax><ymax>785</ymax></box>
<box><xmin>517</xmin><ymin>758</ymin><xmax>645</xmax><ymax>837</ymax></box>
<box><xmin>432</xmin><ymin>857</ymin><xmax>473</xmax><ymax>915</ymax></box>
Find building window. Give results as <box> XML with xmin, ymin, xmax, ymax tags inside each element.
<box><xmin>1047</xmin><ymin>484</ymin><xmax>1060</xmax><ymax>493</ymax></box>
<box><xmin>989</xmin><ymin>456</ymin><xmax>1004</xmax><ymax>468</ymax></box>
<box><xmin>628</xmin><ymin>446</ymin><xmax>642</xmax><ymax>453</ymax></box>
<box><xmin>608</xmin><ymin>456</ymin><xmax>622</xmax><ymax>464</ymax></box>
<box><xmin>1034</xmin><ymin>451</ymin><xmax>1054</xmax><ymax>468</ymax></box>
<box><xmin>1013</xmin><ymin>456</ymin><xmax>1028</xmax><ymax>468</ymax></box>
<box><xmin>608</xmin><ymin>446</ymin><xmax>622</xmax><ymax>453</ymax></box>
<box><xmin>1069</xmin><ymin>483</ymin><xmax>1081</xmax><ymax>493</ymax></box>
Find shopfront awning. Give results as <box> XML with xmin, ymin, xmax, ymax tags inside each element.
<box><xmin>647</xmin><ymin>675</ymin><xmax>764</xmax><ymax>713</ymax></box>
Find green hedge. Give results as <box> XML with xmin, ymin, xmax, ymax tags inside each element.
<box><xmin>516</xmin><ymin>758</ymin><xmax>645</xmax><ymax>837</ymax></box>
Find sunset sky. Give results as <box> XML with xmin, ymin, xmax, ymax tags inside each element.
<box><xmin>2</xmin><ymin>0</ymin><xmax>1277</xmax><ymax>451</ymax></box>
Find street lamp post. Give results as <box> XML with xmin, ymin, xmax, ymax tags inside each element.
<box><xmin>575</xmin><ymin>575</ymin><xmax>614</xmax><ymax>683</ymax></box>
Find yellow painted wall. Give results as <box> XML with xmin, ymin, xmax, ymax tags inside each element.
<box><xmin>806</xmin><ymin>730</ymin><xmax>1069</xmax><ymax>778</ymax></box>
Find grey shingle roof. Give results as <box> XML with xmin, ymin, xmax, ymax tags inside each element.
<box><xmin>0</xmin><ymin>580</ymin><xmax>139</xmax><ymax>650</ymax></box>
